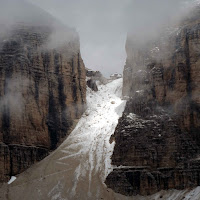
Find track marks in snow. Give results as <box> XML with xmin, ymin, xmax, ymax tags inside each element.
<box><xmin>56</xmin><ymin>78</ymin><xmax>126</xmax><ymax>198</ymax></box>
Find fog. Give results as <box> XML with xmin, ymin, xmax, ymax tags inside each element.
<box><xmin>0</xmin><ymin>78</ymin><xmax>30</xmax><ymax>115</ymax></box>
<box><xmin>0</xmin><ymin>0</ymin><xmax>197</xmax><ymax>77</ymax></box>
<box><xmin>26</xmin><ymin>0</ymin><xmax>197</xmax><ymax>77</ymax></box>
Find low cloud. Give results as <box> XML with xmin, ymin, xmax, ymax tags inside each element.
<box><xmin>0</xmin><ymin>78</ymin><xmax>30</xmax><ymax>115</ymax></box>
<box><xmin>0</xmin><ymin>0</ymin><xmax>198</xmax><ymax>77</ymax></box>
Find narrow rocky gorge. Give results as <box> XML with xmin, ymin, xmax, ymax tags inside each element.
<box><xmin>1</xmin><ymin>1</ymin><xmax>200</xmax><ymax>200</ymax></box>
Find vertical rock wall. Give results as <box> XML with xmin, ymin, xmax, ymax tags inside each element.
<box><xmin>0</xmin><ymin>24</ymin><xmax>86</xmax><ymax>182</ymax></box>
<box><xmin>106</xmin><ymin>6</ymin><xmax>200</xmax><ymax>196</ymax></box>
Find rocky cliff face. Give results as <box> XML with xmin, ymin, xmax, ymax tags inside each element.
<box><xmin>106</xmin><ymin>5</ymin><xmax>200</xmax><ymax>196</ymax></box>
<box><xmin>0</xmin><ymin>16</ymin><xmax>86</xmax><ymax>182</ymax></box>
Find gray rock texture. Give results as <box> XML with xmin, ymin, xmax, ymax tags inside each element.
<box><xmin>106</xmin><ymin>5</ymin><xmax>200</xmax><ymax>196</ymax></box>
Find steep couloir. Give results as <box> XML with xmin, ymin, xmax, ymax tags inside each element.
<box><xmin>0</xmin><ymin>1</ymin><xmax>86</xmax><ymax>182</ymax></box>
<box><xmin>106</xmin><ymin>5</ymin><xmax>200</xmax><ymax>196</ymax></box>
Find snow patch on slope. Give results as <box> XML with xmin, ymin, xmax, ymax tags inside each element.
<box><xmin>8</xmin><ymin>176</ymin><xmax>16</xmax><ymax>185</ymax></box>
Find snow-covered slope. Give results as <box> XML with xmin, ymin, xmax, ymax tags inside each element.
<box><xmin>1</xmin><ymin>78</ymin><xmax>200</xmax><ymax>200</ymax></box>
<box><xmin>0</xmin><ymin>78</ymin><xmax>126</xmax><ymax>200</ymax></box>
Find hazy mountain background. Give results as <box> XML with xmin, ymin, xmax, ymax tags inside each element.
<box><xmin>25</xmin><ymin>0</ymin><xmax>195</xmax><ymax>77</ymax></box>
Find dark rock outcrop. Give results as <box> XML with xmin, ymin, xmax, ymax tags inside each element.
<box><xmin>106</xmin><ymin>5</ymin><xmax>200</xmax><ymax>196</ymax></box>
<box><xmin>86</xmin><ymin>69</ymin><xmax>102</xmax><ymax>78</ymax></box>
<box><xmin>87</xmin><ymin>79</ymin><xmax>98</xmax><ymax>91</ymax></box>
<box><xmin>0</xmin><ymin>3</ymin><xmax>86</xmax><ymax>182</ymax></box>
<box><xmin>86</xmin><ymin>69</ymin><xmax>109</xmax><ymax>91</ymax></box>
<box><xmin>106</xmin><ymin>94</ymin><xmax>200</xmax><ymax>196</ymax></box>
<box><xmin>86</xmin><ymin>69</ymin><xmax>108</xmax><ymax>85</ymax></box>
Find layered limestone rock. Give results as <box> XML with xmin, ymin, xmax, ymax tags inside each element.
<box><xmin>106</xmin><ymin>94</ymin><xmax>200</xmax><ymax>196</ymax></box>
<box><xmin>106</xmin><ymin>5</ymin><xmax>200</xmax><ymax>196</ymax></box>
<box><xmin>0</xmin><ymin>3</ymin><xmax>86</xmax><ymax>182</ymax></box>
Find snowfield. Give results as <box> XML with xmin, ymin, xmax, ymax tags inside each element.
<box><xmin>7</xmin><ymin>176</ymin><xmax>16</xmax><ymax>185</ymax></box>
<box><xmin>57</xmin><ymin>78</ymin><xmax>126</xmax><ymax>198</ymax></box>
<box><xmin>1</xmin><ymin>78</ymin><xmax>200</xmax><ymax>200</ymax></box>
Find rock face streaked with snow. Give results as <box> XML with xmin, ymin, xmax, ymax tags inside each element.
<box><xmin>106</xmin><ymin>3</ymin><xmax>200</xmax><ymax>198</ymax></box>
<box><xmin>106</xmin><ymin>95</ymin><xmax>200</xmax><ymax>196</ymax></box>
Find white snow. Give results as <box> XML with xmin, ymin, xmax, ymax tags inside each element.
<box><xmin>135</xmin><ymin>90</ymin><xmax>143</xmax><ymax>94</ymax></box>
<box><xmin>151</xmin><ymin>47</ymin><xmax>160</xmax><ymax>53</ymax></box>
<box><xmin>110</xmin><ymin>73</ymin><xmax>122</xmax><ymax>79</ymax></box>
<box><xmin>146</xmin><ymin>187</ymin><xmax>200</xmax><ymax>200</ymax></box>
<box><xmin>57</xmin><ymin>78</ymin><xmax>126</xmax><ymax>197</ymax></box>
<box><xmin>8</xmin><ymin>176</ymin><xmax>16</xmax><ymax>184</ymax></box>
<box><xmin>127</xmin><ymin>113</ymin><xmax>137</xmax><ymax>120</ymax></box>
<box><xmin>137</xmin><ymin>70</ymin><xmax>147</xmax><ymax>73</ymax></box>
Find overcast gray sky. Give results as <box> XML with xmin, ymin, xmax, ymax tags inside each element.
<box><xmin>26</xmin><ymin>0</ymin><xmax>192</xmax><ymax>77</ymax></box>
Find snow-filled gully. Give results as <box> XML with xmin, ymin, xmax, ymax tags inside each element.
<box><xmin>3</xmin><ymin>78</ymin><xmax>200</xmax><ymax>200</ymax></box>
<box><xmin>56</xmin><ymin>78</ymin><xmax>126</xmax><ymax>198</ymax></box>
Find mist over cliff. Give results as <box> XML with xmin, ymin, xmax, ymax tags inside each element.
<box><xmin>1</xmin><ymin>0</ymin><xmax>200</xmax><ymax>199</ymax></box>
<box><xmin>26</xmin><ymin>0</ymin><xmax>198</xmax><ymax>76</ymax></box>
<box><xmin>0</xmin><ymin>0</ymin><xmax>196</xmax><ymax>76</ymax></box>
<box><xmin>0</xmin><ymin>0</ymin><xmax>86</xmax><ymax>182</ymax></box>
<box><xmin>0</xmin><ymin>0</ymin><xmax>80</xmax><ymax>53</ymax></box>
<box><xmin>106</xmin><ymin>1</ymin><xmax>200</xmax><ymax>197</ymax></box>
